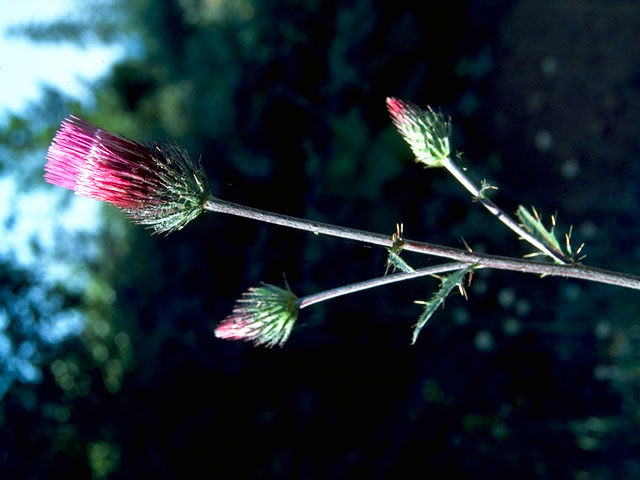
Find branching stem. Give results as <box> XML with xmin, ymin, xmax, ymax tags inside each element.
<box><xmin>204</xmin><ymin>196</ymin><xmax>640</xmax><ymax>291</ymax></box>
<box><xmin>440</xmin><ymin>157</ymin><xmax>569</xmax><ymax>264</ymax></box>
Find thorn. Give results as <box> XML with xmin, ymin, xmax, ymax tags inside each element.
<box><xmin>391</xmin><ymin>223</ymin><xmax>404</xmax><ymax>245</ymax></box>
<box><xmin>282</xmin><ymin>273</ymin><xmax>291</xmax><ymax>291</ymax></box>
<box><xmin>461</xmin><ymin>237</ymin><xmax>473</xmax><ymax>253</ymax></box>
<box><xmin>384</xmin><ymin>261</ymin><xmax>391</xmax><ymax>276</ymax></box>
<box><xmin>531</xmin><ymin>206</ymin><xmax>540</xmax><ymax>221</ymax></box>
<box><xmin>467</xmin><ymin>269</ymin><xmax>475</xmax><ymax>287</ymax></box>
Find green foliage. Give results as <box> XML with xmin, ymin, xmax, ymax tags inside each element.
<box><xmin>386</xmin><ymin>251</ymin><xmax>415</xmax><ymax>274</ymax></box>
<box><xmin>516</xmin><ymin>205</ymin><xmax>584</xmax><ymax>263</ymax></box>
<box><xmin>412</xmin><ymin>265</ymin><xmax>475</xmax><ymax>344</ymax></box>
<box><xmin>8</xmin><ymin>18</ymin><xmax>123</xmax><ymax>45</ymax></box>
<box><xmin>516</xmin><ymin>206</ymin><xmax>563</xmax><ymax>257</ymax></box>
<box><xmin>325</xmin><ymin>109</ymin><xmax>404</xmax><ymax>200</ymax></box>
<box><xmin>87</xmin><ymin>440</ymin><xmax>121</xmax><ymax>478</ymax></box>
<box><xmin>385</xmin><ymin>224</ymin><xmax>415</xmax><ymax>274</ymax></box>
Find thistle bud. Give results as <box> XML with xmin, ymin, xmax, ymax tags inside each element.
<box><xmin>215</xmin><ymin>283</ymin><xmax>299</xmax><ymax>348</ymax></box>
<box><xmin>44</xmin><ymin>116</ymin><xmax>210</xmax><ymax>234</ymax></box>
<box><xmin>386</xmin><ymin>97</ymin><xmax>451</xmax><ymax>168</ymax></box>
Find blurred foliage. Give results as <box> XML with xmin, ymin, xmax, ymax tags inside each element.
<box><xmin>1</xmin><ymin>0</ymin><xmax>640</xmax><ymax>478</ymax></box>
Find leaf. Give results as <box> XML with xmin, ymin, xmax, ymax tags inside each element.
<box><xmin>385</xmin><ymin>223</ymin><xmax>415</xmax><ymax>274</ymax></box>
<box><xmin>386</xmin><ymin>251</ymin><xmax>415</xmax><ymax>274</ymax></box>
<box><xmin>516</xmin><ymin>205</ymin><xmax>565</xmax><ymax>262</ymax></box>
<box><xmin>412</xmin><ymin>265</ymin><xmax>475</xmax><ymax>344</ymax></box>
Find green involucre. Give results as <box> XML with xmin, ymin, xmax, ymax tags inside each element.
<box><xmin>391</xmin><ymin>102</ymin><xmax>452</xmax><ymax>168</ymax></box>
<box><xmin>123</xmin><ymin>142</ymin><xmax>210</xmax><ymax>234</ymax></box>
<box><xmin>216</xmin><ymin>283</ymin><xmax>299</xmax><ymax>348</ymax></box>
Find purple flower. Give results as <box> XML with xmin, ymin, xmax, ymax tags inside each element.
<box><xmin>44</xmin><ymin>116</ymin><xmax>209</xmax><ymax>234</ymax></box>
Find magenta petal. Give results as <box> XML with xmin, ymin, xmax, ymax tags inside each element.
<box><xmin>44</xmin><ymin>116</ymin><xmax>209</xmax><ymax>234</ymax></box>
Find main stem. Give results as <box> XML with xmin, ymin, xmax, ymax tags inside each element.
<box><xmin>204</xmin><ymin>196</ymin><xmax>640</xmax><ymax>290</ymax></box>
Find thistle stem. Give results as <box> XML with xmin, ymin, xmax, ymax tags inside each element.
<box><xmin>440</xmin><ymin>157</ymin><xmax>569</xmax><ymax>264</ymax></box>
<box><xmin>297</xmin><ymin>262</ymin><xmax>471</xmax><ymax>309</ymax></box>
<box><xmin>204</xmin><ymin>196</ymin><xmax>640</xmax><ymax>290</ymax></box>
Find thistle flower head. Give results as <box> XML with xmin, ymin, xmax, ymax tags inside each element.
<box><xmin>215</xmin><ymin>283</ymin><xmax>299</xmax><ymax>348</ymax></box>
<box><xmin>44</xmin><ymin>116</ymin><xmax>210</xmax><ymax>234</ymax></box>
<box><xmin>386</xmin><ymin>97</ymin><xmax>452</xmax><ymax>168</ymax></box>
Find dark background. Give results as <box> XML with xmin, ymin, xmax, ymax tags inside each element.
<box><xmin>2</xmin><ymin>0</ymin><xmax>640</xmax><ymax>478</ymax></box>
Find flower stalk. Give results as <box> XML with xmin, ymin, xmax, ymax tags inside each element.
<box><xmin>297</xmin><ymin>262</ymin><xmax>471</xmax><ymax>309</ymax></box>
<box><xmin>439</xmin><ymin>156</ymin><xmax>570</xmax><ymax>264</ymax></box>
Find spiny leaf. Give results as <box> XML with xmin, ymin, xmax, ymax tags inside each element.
<box><xmin>516</xmin><ymin>205</ymin><xmax>565</xmax><ymax>262</ymax></box>
<box><xmin>386</xmin><ymin>223</ymin><xmax>415</xmax><ymax>274</ymax></box>
<box><xmin>411</xmin><ymin>265</ymin><xmax>475</xmax><ymax>344</ymax></box>
<box><xmin>386</xmin><ymin>251</ymin><xmax>415</xmax><ymax>274</ymax></box>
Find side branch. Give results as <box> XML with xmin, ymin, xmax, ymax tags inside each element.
<box><xmin>297</xmin><ymin>262</ymin><xmax>471</xmax><ymax>309</ymax></box>
<box><xmin>440</xmin><ymin>157</ymin><xmax>569</xmax><ymax>264</ymax></box>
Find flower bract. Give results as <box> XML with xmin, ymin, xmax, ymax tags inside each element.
<box><xmin>386</xmin><ymin>97</ymin><xmax>451</xmax><ymax>168</ymax></box>
<box><xmin>44</xmin><ymin>116</ymin><xmax>210</xmax><ymax>234</ymax></box>
<box><xmin>215</xmin><ymin>283</ymin><xmax>299</xmax><ymax>348</ymax></box>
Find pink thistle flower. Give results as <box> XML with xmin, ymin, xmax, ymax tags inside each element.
<box><xmin>386</xmin><ymin>97</ymin><xmax>451</xmax><ymax>168</ymax></box>
<box><xmin>215</xmin><ymin>283</ymin><xmax>299</xmax><ymax>348</ymax></box>
<box><xmin>44</xmin><ymin>116</ymin><xmax>210</xmax><ymax>234</ymax></box>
